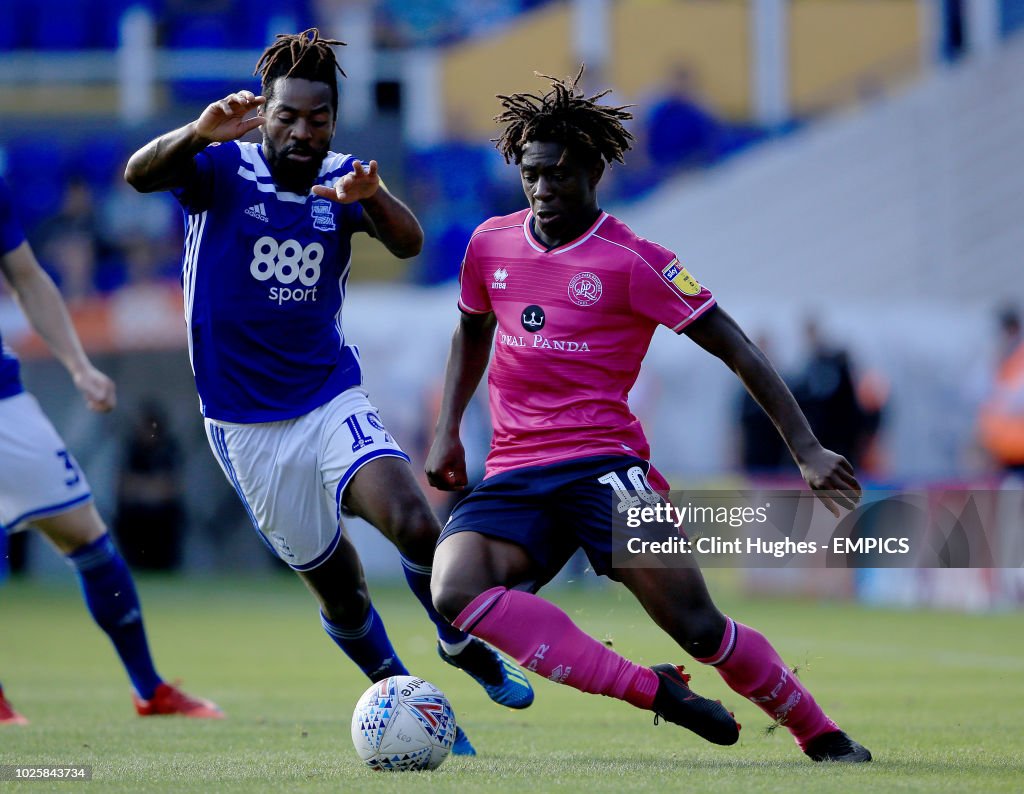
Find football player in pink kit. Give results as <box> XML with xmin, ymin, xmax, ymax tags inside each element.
<box><xmin>426</xmin><ymin>69</ymin><xmax>871</xmax><ymax>762</ymax></box>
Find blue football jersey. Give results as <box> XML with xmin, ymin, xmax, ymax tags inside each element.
<box><xmin>0</xmin><ymin>177</ymin><xmax>26</xmax><ymax>399</ymax></box>
<box><xmin>173</xmin><ymin>141</ymin><xmax>370</xmax><ymax>422</ymax></box>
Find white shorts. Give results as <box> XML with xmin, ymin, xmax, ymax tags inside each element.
<box><xmin>204</xmin><ymin>387</ymin><xmax>410</xmax><ymax>570</ymax></box>
<box><xmin>0</xmin><ymin>392</ymin><xmax>93</xmax><ymax>533</ymax></box>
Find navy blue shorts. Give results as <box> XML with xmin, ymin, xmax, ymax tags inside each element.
<box><xmin>438</xmin><ymin>454</ymin><xmax>666</xmax><ymax>582</ymax></box>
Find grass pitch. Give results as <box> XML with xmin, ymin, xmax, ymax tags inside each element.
<box><xmin>1</xmin><ymin>572</ymin><xmax>1022</xmax><ymax>792</ymax></box>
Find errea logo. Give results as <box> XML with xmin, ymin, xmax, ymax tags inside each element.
<box><xmin>492</xmin><ymin>267</ymin><xmax>509</xmax><ymax>290</ymax></box>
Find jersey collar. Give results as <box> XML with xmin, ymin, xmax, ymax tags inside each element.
<box><xmin>522</xmin><ymin>211</ymin><xmax>608</xmax><ymax>255</ymax></box>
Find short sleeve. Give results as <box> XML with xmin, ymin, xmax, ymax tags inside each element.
<box><xmin>629</xmin><ymin>252</ymin><xmax>716</xmax><ymax>333</ymax></box>
<box><xmin>457</xmin><ymin>234</ymin><xmax>491</xmax><ymax>314</ymax></box>
<box><xmin>0</xmin><ymin>178</ymin><xmax>26</xmax><ymax>257</ymax></box>
<box><xmin>171</xmin><ymin>142</ymin><xmax>232</xmax><ymax>214</ymax></box>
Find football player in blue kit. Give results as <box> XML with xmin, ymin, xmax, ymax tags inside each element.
<box><xmin>124</xmin><ymin>30</ymin><xmax>531</xmax><ymax>753</ymax></box>
<box><xmin>0</xmin><ymin>176</ymin><xmax>222</xmax><ymax>724</ymax></box>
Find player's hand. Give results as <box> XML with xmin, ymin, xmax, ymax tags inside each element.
<box><xmin>194</xmin><ymin>91</ymin><xmax>266</xmax><ymax>142</ymax></box>
<box><xmin>798</xmin><ymin>445</ymin><xmax>861</xmax><ymax>517</ymax></box>
<box><xmin>72</xmin><ymin>364</ymin><xmax>116</xmax><ymax>413</ymax></box>
<box><xmin>311</xmin><ymin>160</ymin><xmax>379</xmax><ymax>204</ymax></box>
<box><xmin>426</xmin><ymin>434</ymin><xmax>469</xmax><ymax>491</ymax></box>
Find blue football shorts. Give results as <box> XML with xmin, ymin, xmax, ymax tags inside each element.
<box><xmin>438</xmin><ymin>454</ymin><xmax>668</xmax><ymax>582</ymax></box>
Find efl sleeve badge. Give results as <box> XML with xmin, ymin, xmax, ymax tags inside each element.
<box><xmin>660</xmin><ymin>259</ymin><xmax>702</xmax><ymax>296</ymax></box>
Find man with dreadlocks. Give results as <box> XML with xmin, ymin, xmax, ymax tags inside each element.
<box><xmin>426</xmin><ymin>68</ymin><xmax>872</xmax><ymax>763</ymax></box>
<box><xmin>125</xmin><ymin>30</ymin><xmax>533</xmax><ymax>753</ymax></box>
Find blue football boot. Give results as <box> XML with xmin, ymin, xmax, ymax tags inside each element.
<box><xmin>438</xmin><ymin>638</ymin><xmax>534</xmax><ymax>709</ymax></box>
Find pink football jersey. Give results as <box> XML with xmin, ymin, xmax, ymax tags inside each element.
<box><xmin>459</xmin><ymin>209</ymin><xmax>716</xmax><ymax>477</ymax></box>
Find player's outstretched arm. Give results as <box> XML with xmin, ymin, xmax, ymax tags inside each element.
<box><xmin>0</xmin><ymin>242</ymin><xmax>115</xmax><ymax>412</ymax></box>
<box><xmin>312</xmin><ymin>160</ymin><xmax>423</xmax><ymax>258</ymax></box>
<box><xmin>683</xmin><ymin>306</ymin><xmax>860</xmax><ymax>516</ymax></box>
<box><xmin>426</xmin><ymin>311</ymin><xmax>496</xmax><ymax>491</ymax></box>
<box><xmin>125</xmin><ymin>90</ymin><xmax>266</xmax><ymax>193</ymax></box>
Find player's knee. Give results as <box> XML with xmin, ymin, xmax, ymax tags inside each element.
<box><xmin>677</xmin><ymin>611</ymin><xmax>728</xmax><ymax>658</ymax></box>
<box><xmin>319</xmin><ymin>584</ymin><xmax>373</xmax><ymax>626</ymax></box>
<box><xmin>387</xmin><ymin>502</ymin><xmax>441</xmax><ymax>558</ymax></box>
<box><xmin>431</xmin><ymin>578</ymin><xmax>477</xmax><ymax>624</ymax></box>
<box><xmin>35</xmin><ymin>504</ymin><xmax>107</xmax><ymax>555</ymax></box>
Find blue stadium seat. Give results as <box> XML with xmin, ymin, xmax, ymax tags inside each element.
<box><xmin>0</xmin><ymin>6</ymin><xmax>24</xmax><ymax>50</ymax></box>
<box><xmin>25</xmin><ymin>1</ymin><xmax>93</xmax><ymax>50</ymax></box>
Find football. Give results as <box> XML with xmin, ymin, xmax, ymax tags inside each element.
<box><xmin>350</xmin><ymin>676</ymin><xmax>457</xmax><ymax>771</ymax></box>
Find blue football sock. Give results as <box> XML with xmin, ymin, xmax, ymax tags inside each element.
<box><xmin>65</xmin><ymin>534</ymin><xmax>162</xmax><ymax>700</ymax></box>
<box><xmin>321</xmin><ymin>606</ymin><xmax>409</xmax><ymax>682</ymax></box>
<box><xmin>400</xmin><ymin>555</ymin><xmax>468</xmax><ymax>645</ymax></box>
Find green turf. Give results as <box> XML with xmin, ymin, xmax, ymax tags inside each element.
<box><xmin>1</xmin><ymin>572</ymin><xmax>1022</xmax><ymax>792</ymax></box>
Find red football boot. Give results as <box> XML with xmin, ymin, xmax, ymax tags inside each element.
<box><xmin>133</xmin><ymin>682</ymin><xmax>224</xmax><ymax>719</ymax></box>
<box><xmin>0</xmin><ymin>686</ymin><xmax>29</xmax><ymax>725</ymax></box>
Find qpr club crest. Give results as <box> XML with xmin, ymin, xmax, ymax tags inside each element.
<box><xmin>311</xmin><ymin>198</ymin><xmax>336</xmax><ymax>232</ymax></box>
<box><xmin>568</xmin><ymin>271</ymin><xmax>602</xmax><ymax>306</ymax></box>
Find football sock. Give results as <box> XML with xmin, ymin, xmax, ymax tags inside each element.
<box><xmin>321</xmin><ymin>607</ymin><xmax>409</xmax><ymax>682</ymax></box>
<box><xmin>65</xmin><ymin>534</ymin><xmax>162</xmax><ymax>700</ymax></box>
<box><xmin>454</xmin><ymin>586</ymin><xmax>659</xmax><ymax>708</ymax></box>
<box><xmin>399</xmin><ymin>555</ymin><xmax>468</xmax><ymax>645</ymax></box>
<box><xmin>698</xmin><ymin>617</ymin><xmax>837</xmax><ymax>749</ymax></box>
<box><xmin>438</xmin><ymin>637</ymin><xmax>473</xmax><ymax>656</ymax></box>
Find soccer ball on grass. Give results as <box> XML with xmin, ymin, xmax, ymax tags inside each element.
<box><xmin>351</xmin><ymin>675</ymin><xmax>457</xmax><ymax>771</ymax></box>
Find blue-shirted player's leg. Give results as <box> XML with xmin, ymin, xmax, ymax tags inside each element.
<box><xmin>32</xmin><ymin>504</ymin><xmax>222</xmax><ymax>719</ymax></box>
<box><xmin>296</xmin><ymin>527</ymin><xmax>474</xmax><ymax>755</ymax></box>
<box><xmin>344</xmin><ymin>457</ymin><xmax>534</xmax><ymax>714</ymax></box>
<box><xmin>296</xmin><ymin>530</ymin><xmax>409</xmax><ymax>682</ymax></box>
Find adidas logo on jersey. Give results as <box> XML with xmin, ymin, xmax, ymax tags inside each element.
<box><xmin>245</xmin><ymin>203</ymin><xmax>269</xmax><ymax>222</ymax></box>
<box><xmin>492</xmin><ymin>267</ymin><xmax>509</xmax><ymax>290</ymax></box>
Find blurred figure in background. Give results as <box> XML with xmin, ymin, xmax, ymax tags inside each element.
<box><xmin>98</xmin><ymin>159</ymin><xmax>180</xmax><ymax>287</ymax></box>
<box><xmin>0</xmin><ymin>176</ymin><xmax>222</xmax><ymax>724</ymax></box>
<box><xmin>644</xmin><ymin>64</ymin><xmax>724</xmax><ymax>173</ymax></box>
<box><xmin>405</xmin><ymin>113</ymin><xmax>496</xmax><ymax>283</ymax></box>
<box><xmin>735</xmin><ymin>333</ymin><xmax>789</xmax><ymax>474</ymax></box>
<box><xmin>114</xmin><ymin>400</ymin><xmax>186</xmax><ymax>572</ymax></box>
<box><xmin>33</xmin><ymin>176</ymin><xmax>102</xmax><ymax>301</ymax></box>
<box><xmin>977</xmin><ymin>305</ymin><xmax>1024</xmax><ymax>475</ymax></box>
<box><xmin>791</xmin><ymin>317</ymin><xmax>867</xmax><ymax>468</ymax></box>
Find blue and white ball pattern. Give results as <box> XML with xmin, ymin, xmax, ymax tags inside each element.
<box><xmin>351</xmin><ymin>676</ymin><xmax>457</xmax><ymax>771</ymax></box>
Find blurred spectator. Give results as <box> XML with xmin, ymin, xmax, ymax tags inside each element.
<box><xmin>113</xmin><ymin>400</ymin><xmax>186</xmax><ymax>571</ymax></box>
<box><xmin>98</xmin><ymin>160</ymin><xmax>180</xmax><ymax>286</ymax></box>
<box><xmin>406</xmin><ymin>119</ymin><xmax>501</xmax><ymax>283</ymax></box>
<box><xmin>791</xmin><ymin>318</ymin><xmax>867</xmax><ymax>467</ymax></box>
<box><xmin>854</xmin><ymin>367</ymin><xmax>890</xmax><ymax>477</ymax></box>
<box><xmin>941</xmin><ymin>0</ymin><xmax>966</xmax><ymax>62</ymax></box>
<box><xmin>33</xmin><ymin>176</ymin><xmax>103</xmax><ymax>301</ymax></box>
<box><xmin>977</xmin><ymin>306</ymin><xmax>1024</xmax><ymax>474</ymax></box>
<box><xmin>735</xmin><ymin>334</ymin><xmax>789</xmax><ymax>473</ymax></box>
<box><xmin>644</xmin><ymin>65</ymin><xmax>725</xmax><ymax>172</ymax></box>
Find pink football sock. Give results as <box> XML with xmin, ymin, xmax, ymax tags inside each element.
<box><xmin>454</xmin><ymin>586</ymin><xmax>660</xmax><ymax>708</ymax></box>
<box><xmin>698</xmin><ymin>617</ymin><xmax>837</xmax><ymax>749</ymax></box>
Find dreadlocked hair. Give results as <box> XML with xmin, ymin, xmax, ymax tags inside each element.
<box><xmin>254</xmin><ymin>28</ymin><xmax>346</xmax><ymax>118</ymax></box>
<box><xmin>494</xmin><ymin>65</ymin><xmax>634</xmax><ymax>166</ymax></box>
